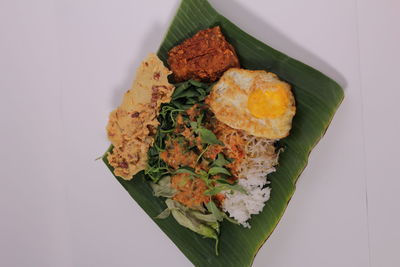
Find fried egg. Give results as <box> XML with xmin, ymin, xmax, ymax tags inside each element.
<box><xmin>207</xmin><ymin>68</ymin><xmax>296</xmax><ymax>139</ymax></box>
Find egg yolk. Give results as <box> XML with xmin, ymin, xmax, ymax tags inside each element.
<box><xmin>247</xmin><ymin>85</ymin><xmax>289</xmax><ymax>118</ymax></box>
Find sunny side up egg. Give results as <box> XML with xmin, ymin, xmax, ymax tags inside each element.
<box><xmin>207</xmin><ymin>68</ymin><xmax>296</xmax><ymax>139</ymax></box>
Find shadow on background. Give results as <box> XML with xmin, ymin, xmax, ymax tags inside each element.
<box><xmin>112</xmin><ymin>0</ymin><xmax>347</xmax><ymax>110</ymax></box>
<box><xmin>210</xmin><ymin>0</ymin><xmax>347</xmax><ymax>89</ymax></box>
<box><xmin>110</xmin><ymin>0</ymin><xmax>180</xmax><ymax>108</ymax></box>
<box><xmin>111</xmin><ymin>23</ymin><xmax>168</xmax><ymax>108</ymax></box>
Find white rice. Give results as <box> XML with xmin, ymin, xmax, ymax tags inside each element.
<box><xmin>221</xmin><ymin>135</ymin><xmax>279</xmax><ymax>227</ymax></box>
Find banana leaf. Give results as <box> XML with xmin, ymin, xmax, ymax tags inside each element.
<box><xmin>102</xmin><ymin>0</ymin><xmax>344</xmax><ymax>266</ymax></box>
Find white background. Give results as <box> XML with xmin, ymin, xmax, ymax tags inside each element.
<box><xmin>1</xmin><ymin>0</ymin><xmax>399</xmax><ymax>266</ymax></box>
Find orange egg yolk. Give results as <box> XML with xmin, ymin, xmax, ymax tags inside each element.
<box><xmin>247</xmin><ymin>85</ymin><xmax>289</xmax><ymax>118</ymax></box>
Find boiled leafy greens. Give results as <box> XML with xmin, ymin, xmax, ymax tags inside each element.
<box><xmin>145</xmin><ymin>80</ymin><xmax>212</xmax><ymax>182</ymax></box>
<box><xmin>146</xmin><ymin>80</ymin><xmax>244</xmax><ymax>255</ymax></box>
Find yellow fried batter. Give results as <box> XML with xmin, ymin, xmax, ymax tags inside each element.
<box><xmin>106</xmin><ymin>54</ymin><xmax>174</xmax><ymax>180</ymax></box>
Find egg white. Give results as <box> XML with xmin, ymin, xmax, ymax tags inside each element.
<box><xmin>207</xmin><ymin>68</ymin><xmax>296</xmax><ymax>139</ymax></box>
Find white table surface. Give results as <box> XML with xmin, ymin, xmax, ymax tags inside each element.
<box><xmin>1</xmin><ymin>0</ymin><xmax>399</xmax><ymax>266</ymax></box>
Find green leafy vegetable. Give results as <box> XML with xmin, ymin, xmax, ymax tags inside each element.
<box><xmin>191</xmin><ymin>211</ymin><xmax>218</xmax><ymax>223</ymax></box>
<box><xmin>205</xmin><ymin>184</ymin><xmax>247</xmax><ymax>196</ymax></box>
<box><xmin>175</xmin><ymin>167</ymin><xmax>198</xmax><ymax>177</ymax></box>
<box><xmin>189</xmin><ymin>121</ymin><xmax>198</xmax><ymax>130</ymax></box>
<box><xmin>150</xmin><ymin>176</ymin><xmax>177</xmax><ymax>198</ymax></box>
<box><xmin>171</xmin><ymin>80</ymin><xmax>212</xmax><ymax>107</ymax></box>
<box><xmin>145</xmin><ymin>164</ymin><xmax>170</xmax><ymax>183</ymax></box>
<box><xmin>173</xmin><ymin>90</ymin><xmax>201</xmax><ymax>100</ymax></box>
<box><xmin>189</xmin><ymin>80</ymin><xmax>211</xmax><ymax>88</ymax></box>
<box><xmin>171</xmin><ymin>81</ymin><xmax>191</xmax><ymax>99</ymax></box>
<box><xmin>205</xmin><ymin>201</ymin><xmax>224</xmax><ymax>222</ymax></box>
<box><xmin>208</xmin><ymin>167</ymin><xmax>231</xmax><ymax>176</ymax></box>
<box><xmin>145</xmin><ymin>80</ymin><xmax>214</xmax><ymax>183</ymax></box>
<box><xmin>155</xmin><ymin>208</ymin><xmax>171</xmax><ymax>219</ymax></box>
<box><xmin>196</xmin><ymin>144</ymin><xmax>210</xmax><ymax>163</ymax></box>
<box><xmin>198</xmin><ymin>128</ymin><xmax>224</xmax><ymax>145</ymax></box>
<box><xmin>189</xmin><ymin>118</ymin><xmax>224</xmax><ymax>146</ymax></box>
<box><xmin>160</xmin><ymin>199</ymin><xmax>220</xmax><ymax>255</ymax></box>
<box><xmin>212</xmin><ymin>153</ymin><xmax>231</xmax><ymax>167</ymax></box>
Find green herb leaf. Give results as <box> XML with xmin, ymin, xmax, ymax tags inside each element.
<box><xmin>189</xmin><ymin>121</ymin><xmax>198</xmax><ymax>130</ymax></box>
<box><xmin>186</xmin><ymin>98</ymin><xmax>198</xmax><ymax>104</ymax></box>
<box><xmin>196</xmin><ymin>144</ymin><xmax>209</xmax><ymax>163</ymax></box>
<box><xmin>222</xmin><ymin>214</ymin><xmax>240</xmax><ymax>225</ymax></box>
<box><xmin>205</xmin><ymin>201</ymin><xmax>224</xmax><ymax>222</ymax></box>
<box><xmin>215</xmin><ymin>179</ymin><xmax>232</xmax><ymax>185</ymax></box>
<box><xmin>205</xmin><ymin>184</ymin><xmax>247</xmax><ymax>196</ymax></box>
<box><xmin>208</xmin><ymin>166</ymin><xmax>231</xmax><ymax>176</ymax></box>
<box><xmin>196</xmin><ymin>113</ymin><xmax>204</xmax><ymax>125</ymax></box>
<box><xmin>190</xmin><ymin>211</ymin><xmax>218</xmax><ymax>223</ymax></box>
<box><xmin>175</xmin><ymin>167</ymin><xmax>198</xmax><ymax>177</ymax></box>
<box><xmin>198</xmin><ymin>128</ymin><xmax>223</xmax><ymax>145</ymax></box>
<box><xmin>189</xmin><ymin>80</ymin><xmax>209</xmax><ymax>88</ymax></box>
<box><xmin>165</xmin><ymin>199</ymin><xmax>220</xmax><ymax>255</ymax></box>
<box><xmin>155</xmin><ymin>208</ymin><xmax>171</xmax><ymax>219</ymax></box>
<box><xmin>150</xmin><ymin>176</ymin><xmax>178</xmax><ymax>198</ymax></box>
<box><xmin>198</xmin><ymin>169</ymin><xmax>208</xmax><ymax>177</ymax></box>
<box><xmin>197</xmin><ymin>170</ymin><xmax>212</xmax><ymax>186</ymax></box>
<box><xmin>207</xmin><ymin>221</ymin><xmax>220</xmax><ymax>235</ymax></box>
<box><xmin>145</xmin><ymin>164</ymin><xmax>170</xmax><ymax>183</ymax></box>
<box><xmin>212</xmin><ymin>153</ymin><xmax>231</xmax><ymax>167</ymax></box>
<box><xmin>171</xmin><ymin>81</ymin><xmax>191</xmax><ymax>99</ymax></box>
<box><xmin>173</xmin><ymin>90</ymin><xmax>201</xmax><ymax>100</ymax></box>
<box><xmin>172</xmin><ymin>102</ymin><xmax>191</xmax><ymax>110</ymax></box>
<box><xmin>196</xmin><ymin>88</ymin><xmax>207</xmax><ymax>100</ymax></box>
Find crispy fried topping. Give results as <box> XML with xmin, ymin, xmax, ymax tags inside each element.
<box><xmin>106</xmin><ymin>54</ymin><xmax>174</xmax><ymax>180</ymax></box>
<box><xmin>168</xmin><ymin>26</ymin><xmax>240</xmax><ymax>82</ymax></box>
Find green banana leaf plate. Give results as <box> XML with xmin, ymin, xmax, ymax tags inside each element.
<box><xmin>103</xmin><ymin>0</ymin><xmax>344</xmax><ymax>266</ymax></box>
